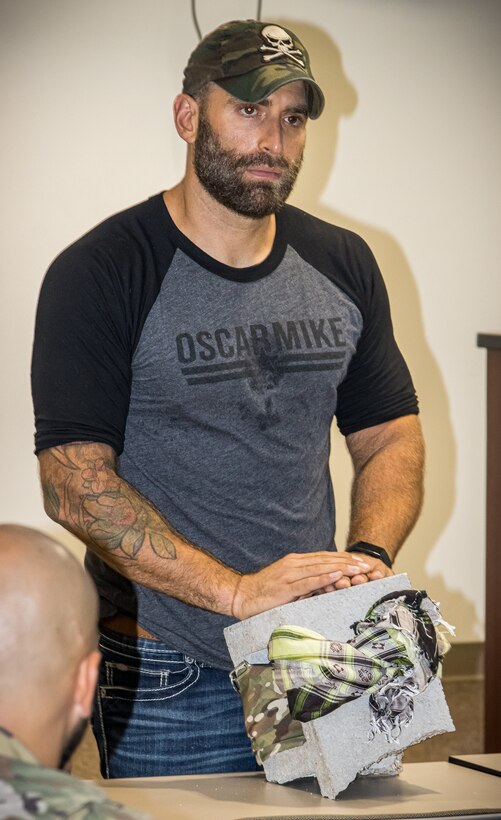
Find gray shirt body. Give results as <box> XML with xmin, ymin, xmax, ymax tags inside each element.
<box><xmin>32</xmin><ymin>195</ymin><xmax>418</xmax><ymax>668</ymax></box>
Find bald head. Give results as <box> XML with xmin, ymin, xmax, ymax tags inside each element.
<box><xmin>0</xmin><ymin>525</ymin><xmax>98</xmax><ymax>696</ymax></box>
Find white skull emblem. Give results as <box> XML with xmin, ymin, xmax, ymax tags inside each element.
<box><xmin>260</xmin><ymin>25</ymin><xmax>305</xmax><ymax>67</ymax></box>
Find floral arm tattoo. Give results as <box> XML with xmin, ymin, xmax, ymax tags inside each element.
<box><xmin>41</xmin><ymin>444</ymin><xmax>177</xmax><ymax>561</ymax></box>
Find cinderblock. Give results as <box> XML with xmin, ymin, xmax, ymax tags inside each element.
<box><xmin>224</xmin><ymin>574</ymin><xmax>454</xmax><ymax>798</ymax></box>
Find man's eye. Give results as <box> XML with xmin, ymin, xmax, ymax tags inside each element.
<box><xmin>285</xmin><ymin>114</ymin><xmax>305</xmax><ymax>127</ymax></box>
<box><xmin>241</xmin><ymin>105</ymin><xmax>257</xmax><ymax>117</ymax></box>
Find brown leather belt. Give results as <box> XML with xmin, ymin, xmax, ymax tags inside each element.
<box><xmin>100</xmin><ymin>613</ymin><xmax>158</xmax><ymax>640</ymax></box>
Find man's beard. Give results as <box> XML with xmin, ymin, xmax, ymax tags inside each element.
<box><xmin>193</xmin><ymin>111</ymin><xmax>303</xmax><ymax>219</ymax></box>
<box><xmin>58</xmin><ymin>717</ymin><xmax>89</xmax><ymax>771</ymax></box>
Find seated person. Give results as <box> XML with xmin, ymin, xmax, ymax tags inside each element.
<box><xmin>0</xmin><ymin>524</ymin><xmax>146</xmax><ymax>818</ymax></box>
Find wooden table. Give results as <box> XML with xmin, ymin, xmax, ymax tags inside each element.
<box><xmin>100</xmin><ymin>760</ymin><xmax>501</xmax><ymax>819</ymax></box>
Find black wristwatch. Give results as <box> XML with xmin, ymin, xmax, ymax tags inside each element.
<box><xmin>346</xmin><ymin>541</ymin><xmax>393</xmax><ymax>569</ymax></box>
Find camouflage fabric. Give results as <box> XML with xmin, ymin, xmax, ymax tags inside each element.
<box><xmin>182</xmin><ymin>20</ymin><xmax>324</xmax><ymax>119</ymax></box>
<box><xmin>231</xmin><ymin>661</ymin><xmax>306</xmax><ymax>764</ymax></box>
<box><xmin>231</xmin><ymin>589</ymin><xmax>453</xmax><ymax>763</ymax></box>
<box><xmin>0</xmin><ymin>727</ymin><xmax>146</xmax><ymax>819</ymax></box>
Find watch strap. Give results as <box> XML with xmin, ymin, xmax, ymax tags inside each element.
<box><xmin>346</xmin><ymin>541</ymin><xmax>393</xmax><ymax>568</ymax></box>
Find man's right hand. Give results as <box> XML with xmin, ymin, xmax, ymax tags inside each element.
<box><xmin>38</xmin><ymin>442</ymin><xmax>372</xmax><ymax>621</ymax></box>
<box><xmin>231</xmin><ymin>551</ymin><xmax>371</xmax><ymax>620</ymax></box>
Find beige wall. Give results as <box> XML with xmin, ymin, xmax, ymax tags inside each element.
<box><xmin>1</xmin><ymin>0</ymin><xmax>500</xmax><ymax>642</ymax></box>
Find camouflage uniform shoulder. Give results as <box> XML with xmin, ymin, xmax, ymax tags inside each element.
<box><xmin>0</xmin><ymin>755</ymin><xmax>147</xmax><ymax>819</ymax></box>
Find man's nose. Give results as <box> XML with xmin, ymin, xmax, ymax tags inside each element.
<box><xmin>257</xmin><ymin>118</ymin><xmax>284</xmax><ymax>155</ymax></box>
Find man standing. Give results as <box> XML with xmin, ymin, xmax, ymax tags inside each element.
<box><xmin>31</xmin><ymin>20</ymin><xmax>424</xmax><ymax>778</ymax></box>
<box><xmin>0</xmin><ymin>525</ymin><xmax>145</xmax><ymax>818</ymax></box>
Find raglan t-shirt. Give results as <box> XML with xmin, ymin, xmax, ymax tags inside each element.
<box><xmin>32</xmin><ymin>193</ymin><xmax>418</xmax><ymax>668</ymax></box>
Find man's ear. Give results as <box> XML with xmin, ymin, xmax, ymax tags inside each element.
<box><xmin>173</xmin><ymin>93</ymin><xmax>200</xmax><ymax>144</ymax></box>
<box><xmin>73</xmin><ymin>650</ymin><xmax>101</xmax><ymax>720</ymax></box>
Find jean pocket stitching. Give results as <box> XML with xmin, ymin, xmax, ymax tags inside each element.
<box><xmin>100</xmin><ymin>663</ymin><xmax>200</xmax><ymax>702</ymax></box>
<box><xmin>103</xmin><ymin>660</ymin><xmax>197</xmax><ymax>696</ymax></box>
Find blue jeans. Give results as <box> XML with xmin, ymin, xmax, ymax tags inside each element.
<box><xmin>92</xmin><ymin>628</ymin><xmax>260</xmax><ymax>778</ymax></box>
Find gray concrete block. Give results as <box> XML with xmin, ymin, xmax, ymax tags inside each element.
<box><xmin>224</xmin><ymin>574</ymin><xmax>455</xmax><ymax>799</ymax></box>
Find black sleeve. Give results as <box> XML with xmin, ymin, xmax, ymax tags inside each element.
<box><xmin>32</xmin><ymin>196</ymin><xmax>173</xmax><ymax>455</ymax></box>
<box><xmin>284</xmin><ymin>206</ymin><xmax>418</xmax><ymax>436</ymax></box>
<box><xmin>31</xmin><ymin>240</ymin><xmax>134</xmax><ymax>455</ymax></box>
<box><xmin>334</xmin><ymin>236</ymin><xmax>418</xmax><ymax>436</ymax></box>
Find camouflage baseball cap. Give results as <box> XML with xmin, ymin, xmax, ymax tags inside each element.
<box><xmin>182</xmin><ymin>20</ymin><xmax>325</xmax><ymax>119</ymax></box>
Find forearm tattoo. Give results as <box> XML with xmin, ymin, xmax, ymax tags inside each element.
<box><xmin>43</xmin><ymin>446</ymin><xmax>176</xmax><ymax>560</ymax></box>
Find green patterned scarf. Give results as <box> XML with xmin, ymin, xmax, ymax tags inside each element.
<box><xmin>231</xmin><ymin>589</ymin><xmax>453</xmax><ymax>764</ymax></box>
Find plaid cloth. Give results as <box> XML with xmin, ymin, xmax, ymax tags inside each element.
<box><xmin>231</xmin><ymin>589</ymin><xmax>453</xmax><ymax>764</ymax></box>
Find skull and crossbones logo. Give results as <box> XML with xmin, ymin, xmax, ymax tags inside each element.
<box><xmin>260</xmin><ymin>25</ymin><xmax>305</xmax><ymax>67</ymax></box>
